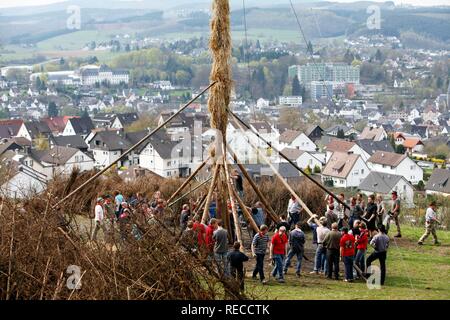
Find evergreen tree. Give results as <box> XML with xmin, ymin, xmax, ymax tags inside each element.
<box><xmin>337</xmin><ymin>128</ymin><xmax>345</xmax><ymax>139</ymax></box>
<box><xmin>306</xmin><ymin>40</ymin><xmax>313</xmax><ymax>55</ymax></box>
<box><xmin>396</xmin><ymin>144</ymin><xmax>406</xmax><ymax>154</ymax></box>
<box><xmin>48</xmin><ymin>102</ymin><xmax>59</xmax><ymax>117</ymax></box>
<box><xmin>81</xmin><ymin>108</ymin><xmax>89</xmax><ymax>118</ymax></box>
<box><xmin>292</xmin><ymin>75</ymin><xmax>301</xmax><ymax>96</ymax></box>
<box><xmin>35</xmin><ymin>77</ymin><xmax>42</xmax><ymax>91</ymax></box>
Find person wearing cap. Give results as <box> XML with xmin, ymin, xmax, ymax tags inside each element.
<box><xmin>340</xmin><ymin>227</ymin><xmax>355</xmax><ymax>282</ymax></box>
<box><xmin>269</xmin><ymin>226</ymin><xmax>288</xmax><ymax>283</ymax></box>
<box><xmin>391</xmin><ymin>191</ymin><xmax>402</xmax><ymax>237</ymax></box>
<box><xmin>323</xmin><ymin>222</ymin><xmax>341</xmax><ymax>280</ymax></box>
<box><xmin>310</xmin><ymin>216</ymin><xmax>329</xmax><ymax>275</ymax></box>
<box><xmin>418</xmin><ymin>201</ymin><xmax>441</xmax><ymax>245</ymax></box>
<box><xmin>91</xmin><ymin>197</ymin><xmax>106</xmax><ymax>241</ymax></box>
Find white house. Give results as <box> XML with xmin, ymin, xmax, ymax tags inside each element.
<box><xmin>256</xmin><ymin>98</ymin><xmax>270</xmax><ymax>110</ymax></box>
<box><xmin>280</xmin><ymin>147</ymin><xmax>326</xmax><ymax>171</ymax></box>
<box><xmin>278</xmin><ymin>130</ymin><xmax>317</xmax><ymax>152</ymax></box>
<box><xmin>139</xmin><ymin>136</ymin><xmax>183</xmax><ymax>178</ymax></box>
<box><xmin>322</xmin><ymin>151</ymin><xmax>370</xmax><ymax>188</ymax></box>
<box><xmin>424</xmin><ymin>169</ymin><xmax>450</xmax><ymax>197</ymax></box>
<box><xmin>20</xmin><ymin>147</ymin><xmax>94</xmax><ymax>180</ymax></box>
<box><xmin>367</xmin><ymin>151</ymin><xmax>423</xmax><ymax>185</ymax></box>
<box><xmin>358</xmin><ymin>126</ymin><xmax>387</xmax><ymax>141</ymax></box>
<box><xmin>359</xmin><ymin>172</ymin><xmax>415</xmax><ymax>207</ymax></box>
<box><xmin>0</xmin><ymin>160</ymin><xmax>47</xmax><ymax>199</ymax></box>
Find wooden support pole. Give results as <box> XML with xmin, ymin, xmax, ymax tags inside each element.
<box><xmin>166</xmin><ymin>157</ymin><xmax>210</xmax><ymax>205</ymax></box>
<box><xmin>168</xmin><ymin>176</ymin><xmax>212</xmax><ymax>208</ymax></box>
<box><xmin>224</xmin><ymin>160</ymin><xmax>260</xmax><ymax>233</ymax></box>
<box><xmin>233</xmin><ymin>118</ymin><xmax>318</xmax><ymax>222</ymax></box>
<box><xmin>201</xmin><ymin>161</ymin><xmax>221</xmax><ymax>224</ymax></box>
<box><xmin>222</xmin><ymin>151</ymin><xmax>243</xmax><ymax>248</ymax></box>
<box><xmin>227</xmin><ymin>145</ymin><xmax>280</xmax><ymax>224</ymax></box>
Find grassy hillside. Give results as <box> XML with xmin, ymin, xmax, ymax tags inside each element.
<box><xmin>247</xmin><ymin>226</ymin><xmax>449</xmax><ymax>300</ymax></box>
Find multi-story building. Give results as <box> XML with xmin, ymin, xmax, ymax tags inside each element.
<box><xmin>80</xmin><ymin>65</ymin><xmax>129</xmax><ymax>86</ymax></box>
<box><xmin>310</xmin><ymin>81</ymin><xmax>334</xmax><ymax>100</ymax></box>
<box><xmin>289</xmin><ymin>63</ymin><xmax>360</xmax><ymax>90</ymax></box>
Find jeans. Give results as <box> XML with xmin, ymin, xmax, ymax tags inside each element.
<box><xmin>214</xmin><ymin>252</ymin><xmax>229</xmax><ymax>276</ymax></box>
<box><xmin>284</xmin><ymin>249</ymin><xmax>303</xmax><ymax>274</ymax></box>
<box><xmin>326</xmin><ymin>248</ymin><xmax>340</xmax><ymax>279</ymax></box>
<box><xmin>252</xmin><ymin>253</ymin><xmax>265</xmax><ymax>281</ymax></box>
<box><xmin>366</xmin><ymin>251</ymin><xmax>387</xmax><ymax>285</ymax></box>
<box><xmin>314</xmin><ymin>245</ymin><xmax>327</xmax><ymax>272</ymax></box>
<box><xmin>271</xmin><ymin>254</ymin><xmax>285</xmax><ymax>279</ymax></box>
<box><xmin>355</xmin><ymin>249</ymin><xmax>366</xmax><ymax>273</ymax></box>
<box><xmin>343</xmin><ymin>256</ymin><xmax>354</xmax><ymax>280</ymax></box>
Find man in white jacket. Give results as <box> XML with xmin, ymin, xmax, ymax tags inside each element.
<box><xmin>91</xmin><ymin>197</ymin><xmax>106</xmax><ymax>241</ymax></box>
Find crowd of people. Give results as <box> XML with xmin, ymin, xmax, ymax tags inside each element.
<box><xmin>91</xmin><ymin>178</ymin><xmax>442</xmax><ymax>290</ymax></box>
<box><xmin>91</xmin><ymin>190</ymin><xmax>168</xmax><ymax>244</ymax></box>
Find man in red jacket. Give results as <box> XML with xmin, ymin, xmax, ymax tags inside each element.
<box><xmin>192</xmin><ymin>215</ymin><xmax>207</xmax><ymax>250</ymax></box>
<box><xmin>205</xmin><ymin>218</ymin><xmax>218</xmax><ymax>255</ymax></box>
<box><xmin>340</xmin><ymin>227</ymin><xmax>355</xmax><ymax>282</ymax></box>
<box><xmin>270</xmin><ymin>226</ymin><xmax>288</xmax><ymax>283</ymax></box>
<box><xmin>355</xmin><ymin>222</ymin><xmax>369</xmax><ymax>275</ymax></box>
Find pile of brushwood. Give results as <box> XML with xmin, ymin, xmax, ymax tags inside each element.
<box><xmin>0</xmin><ymin>169</ymin><xmax>324</xmax><ymax>300</ymax></box>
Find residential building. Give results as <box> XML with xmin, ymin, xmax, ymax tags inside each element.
<box><xmin>321</xmin><ymin>151</ymin><xmax>370</xmax><ymax>188</ymax></box>
<box><xmin>425</xmin><ymin>169</ymin><xmax>450</xmax><ymax>197</ymax></box>
<box><xmin>62</xmin><ymin>117</ymin><xmax>94</xmax><ymax>138</ymax></box>
<box><xmin>359</xmin><ymin>172</ymin><xmax>414</xmax><ymax>207</ymax></box>
<box><xmin>279</xmin><ymin>96</ymin><xmax>302</xmax><ymax>107</ymax></box>
<box><xmin>80</xmin><ymin>65</ymin><xmax>129</xmax><ymax>86</ymax></box>
<box><xmin>358</xmin><ymin>125</ymin><xmax>388</xmax><ymax>141</ymax></box>
<box><xmin>0</xmin><ymin>159</ymin><xmax>47</xmax><ymax>199</ymax></box>
<box><xmin>367</xmin><ymin>151</ymin><xmax>423</xmax><ymax>184</ymax></box>
<box><xmin>278</xmin><ymin>130</ymin><xmax>317</xmax><ymax>152</ymax></box>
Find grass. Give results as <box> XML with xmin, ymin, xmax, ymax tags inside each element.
<box><xmin>246</xmin><ymin>226</ymin><xmax>450</xmax><ymax>300</ymax></box>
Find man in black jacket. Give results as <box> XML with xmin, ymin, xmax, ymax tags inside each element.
<box><xmin>228</xmin><ymin>241</ymin><xmax>249</xmax><ymax>291</ymax></box>
<box><xmin>283</xmin><ymin>222</ymin><xmax>305</xmax><ymax>277</ymax></box>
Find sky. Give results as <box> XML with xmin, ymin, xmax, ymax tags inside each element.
<box><xmin>0</xmin><ymin>0</ymin><xmax>449</xmax><ymax>9</ymax></box>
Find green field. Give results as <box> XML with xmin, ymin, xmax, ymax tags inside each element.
<box><xmin>0</xmin><ymin>26</ymin><xmax>342</xmax><ymax>64</ymax></box>
<box><xmin>246</xmin><ymin>226</ymin><xmax>450</xmax><ymax>300</ymax></box>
